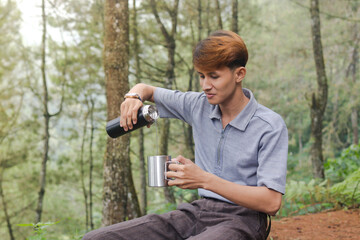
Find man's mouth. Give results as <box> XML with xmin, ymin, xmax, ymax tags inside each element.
<box><xmin>205</xmin><ymin>93</ymin><xmax>215</xmax><ymax>99</ymax></box>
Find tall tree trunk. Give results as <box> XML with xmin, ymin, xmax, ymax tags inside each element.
<box><xmin>205</xmin><ymin>0</ymin><xmax>211</xmax><ymax>35</ymax></box>
<box><xmin>150</xmin><ymin>0</ymin><xmax>179</xmax><ymax>205</ymax></box>
<box><xmin>349</xmin><ymin>15</ymin><xmax>359</xmax><ymax>145</ymax></box>
<box><xmin>185</xmin><ymin>64</ymin><xmax>195</xmax><ymax>159</ymax></box>
<box><xmin>231</xmin><ymin>0</ymin><xmax>238</xmax><ymax>33</ymax></box>
<box><xmin>331</xmin><ymin>91</ymin><xmax>339</xmax><ymax>147</ymax></box>
<box><xmin>309</xmin><ymin>0</ymin><xmax>328</xmax><ymax>179</ymax></box>
<box><xmin>36</xmin><ymin>0</ymin><xmax>50</xmax><ymax>223</ymax></box>
<box><xmin>138</xmin><ymin>127</ymin><xmax>146</xmax><ymax>215</ymax></box>
<box><xmin>0</xmin><ymin>171</ymin><xmax>15</xmax><ymax>240</ymax></box>
<box><xmin>185</xmin><ymin>45</ymin><xmax>195</xmax><ymax>159</ymax></box>
<box><xmin>80</xmin><ymin>109</ymin><xmax>89</xmax><ymax>231</ymax></box>
<box><xmin>89</xmin><ymin>98</ymin><xmax>95</xmax><ymax>229</ymax></box>
<box><xmin>197</xmin><ymin>0</ymin><xmax>202</xmax><ymax>41</ymax></box>
<box><xmin>195</xmin><ymin>0</ymin><xmax>202</xmax><ymax>92</ymax></box>
<box><xmin>215</xmin><ymin>0</ymin><xmax>223</xmax><ymax>29</ymax></box>
<box><xmin>351</xmin><ymin>105</ymin><xmax>359</xmax><ymax>145</ymax></box>
<box><xmin>351</xmin><ymin>106</ymin><xmax>358</xmax><ymax>145</ymax></box>
<box><xmin>160</xmin><ymin>120</ymin><xmax>176</xmax><ymax>204</ymax></box>
<box><xmin>132</xmin><ymin>0</ymin><xmax>147</xmax><ymax>216</ymax></box>
<box><xmin>103</xmin><ymin>0</ymin><xmax>141</xmax><ymax>226</ymax></box>
<box><xmin>35</xmin><ymin>0</ymin><xmax>65</xmax><ymax>223</ymax></box>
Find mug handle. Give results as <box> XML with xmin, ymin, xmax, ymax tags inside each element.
<box><xmin>164</xmin><ymin>161</ymin><xmax>179</xmax><ymax>180</ymax></box>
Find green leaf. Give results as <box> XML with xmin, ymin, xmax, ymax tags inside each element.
<box><xmin>17</xmin><ymin>223</ymin><xmax>35</xmax><ymax>227</ymax></box>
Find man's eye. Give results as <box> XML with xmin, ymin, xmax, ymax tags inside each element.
<box><xmin>211</xmin><ymin>75</ymin><xmax>219</xmax><ymax>79</ymax></box>
<box><xmin>199</xmin><ymin>75</ymin><xmax>205</xmax><ymax>79</ymax></box>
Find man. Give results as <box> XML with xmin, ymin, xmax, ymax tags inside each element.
<box><xmin>83</xmin><ymin>30</ymin><xmax>288</xmax><ymax>240</ymax></box>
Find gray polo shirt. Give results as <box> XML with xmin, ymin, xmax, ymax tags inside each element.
<box><xmin>154</xmin><ymin>87</ymin><xmax>288</xmax><ymax>203</ymax></box>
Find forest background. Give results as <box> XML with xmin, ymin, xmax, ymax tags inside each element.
<box><xmin>0</xmin><ymin>0</ymin><xmax>359</xmax><ymax>239</ymax></box>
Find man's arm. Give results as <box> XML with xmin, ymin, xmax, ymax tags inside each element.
<box><xmin>120</xmin><ymin>83</ymin><xmax>156</xmax><ymax>131</ymax></box>
<box><xmin>203</xmin><ymin>171</ymin><xmax>282</xmax><ymax>216</ymax></box>
<box><xmin>167</xmin><ymin>156</ymin><xmax>282</xmax><ymax>216</ymax></box>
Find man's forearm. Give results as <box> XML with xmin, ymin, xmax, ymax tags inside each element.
<box><xmin>203</xmin><ymin>173</ymin><xmax>282</xmax><ymax>216</ymax></box>
<box><xmin>128</xmin><ymin>83</ymin><xmax>156</xmax><ymax>102</ymax></box>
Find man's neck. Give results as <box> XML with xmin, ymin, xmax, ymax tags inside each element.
<box><xmin>219</xmin><ymin>88</ymin><xmax>249</xmax><ymax>127</ymax></box>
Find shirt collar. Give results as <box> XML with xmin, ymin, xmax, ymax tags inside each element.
<box><xmin>208</xmin><ymin>88</ymin><xmax>258</xmax><ymax>131</ymax></box>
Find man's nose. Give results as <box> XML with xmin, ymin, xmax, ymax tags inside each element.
<box><xmin>201</xmin><ymin>77</ymin><xmax>212</xmax><ymax>91</ymax></box>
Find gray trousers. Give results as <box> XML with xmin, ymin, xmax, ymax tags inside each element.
<box><xmin>83</xmin><ymin>198</ymin><xmax>267</xmax><ymax>240</ymax></box>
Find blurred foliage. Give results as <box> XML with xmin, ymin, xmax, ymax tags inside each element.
<box><xmin>17</xmin><ymin>221</ymin><xmax>60</xmax><ymax>240</ymax></box>
<box><xmin>325</xmin><ymin>144</ymin><xmax>360</xmax><ymax>183</ymax></box>
<box><xmin>280</xmin><ymin>144</ymin><xmax>360</xmax><ymax>218</ymax></box>
<box><xmin>330</xmin><ymin>169</ymin><xmax>360</xmax><ymax>208</ymax></box>
<box><xmin>279</xmin><ymin>179</ymin><xmax>333</xmax><ymax>217</ymax></box>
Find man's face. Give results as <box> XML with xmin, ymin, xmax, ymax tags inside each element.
<box><xmin>197</xmin><ymin>66</ymin><xmax>241</xmax><ymax>106</ymax></box>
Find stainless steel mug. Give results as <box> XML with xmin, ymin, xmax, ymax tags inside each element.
<box><xmin>148</xmin><ymin>155</ymin><xmax>177</xmax><ymax>187</ymax></box>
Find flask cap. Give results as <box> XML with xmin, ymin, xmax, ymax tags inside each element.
<box><xmin>142</xmin><ymin>105</ymin><xmax>159</xmax><ymax>123</ymax></box>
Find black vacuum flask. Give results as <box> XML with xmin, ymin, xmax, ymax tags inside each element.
<box><xmin>106</xmin><ymin>105</ymin><xmax>159</xmax><ymax>138</ymax></box>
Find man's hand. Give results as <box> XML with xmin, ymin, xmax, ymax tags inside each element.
<box><xmin>166</xmin><ymin>155</ymin><xmax>209</xmax><ymax>189</ymax></box>
<box><xmin>120</xmin><ymin>98</ymin><xmax>143</xmax><ymax>131</ymax></box>
<box><xmin>119</xmin><ymin>84</ymin><xmax>156</xmax><ymax>131</ymax></box>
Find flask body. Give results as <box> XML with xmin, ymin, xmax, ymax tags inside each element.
<box><xmin>106</xmin><ymin>105</ymin><xmax>158</xmax><ymax>138</ymax></box>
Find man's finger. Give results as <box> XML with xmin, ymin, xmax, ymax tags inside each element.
<box><xmin>131</xmin><ymin>106</ymin><xmax>138</xmax><ymax>125</ymax></box>
<box><xmin>126</xmin><ymin>111</ymin><xmax>133</xmax><ymax>130</ymax></box>
<box><xmin>120</xmin><ymin>105</ymin><xmax>128</xmax><ymax>130</ymax></box>
<box><xmin>168</xmin><ymin>163</ymin><xmax>182</xmax><ymax>171</ymax></box>
<box><xmin>174</xmin><ymin>155</ymin><xmax>192</xmax><ymax>165</ymax></box>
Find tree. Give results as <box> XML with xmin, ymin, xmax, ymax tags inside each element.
<box><xmin>309</xmin><ymin>0</ymin><xmax>328</xmax><ymax>179</ymax></box>
<box><xmin>131</xmin><ymin>0</ymin><xmax>147</xmax><ymax>216</ymax></box>
<box><xmin>150</xmin><ymin>0</ymin><xmax>179</xmax><ymax>205</ymax></box>
<box><xmin>0</xmin><ymin>151</ymin><xmax>19</xmax><ymax>240</ymax></box>
<box><xmin>103</xmin><ymin>0</ymin><xmax>141</xmax><ymax>226</ymax></box>
<box><xmin>0</xmin><ymin>1</ymin><xmax>25</xmax><ymax>237</ymax></box>
<box><xmin>215</xmin><ymin>0</ymin><xmax>223</xmax><ymax>29</ymax></box>
<box><xmin>231</xmin><ymin>0</ymin><xmax>238</xmax><ymax>33</ymax></box>
<box><xmin>79</xmin><ymin>106</ymin><xmax>90</xmax><ymax>230</ymax></box>
<box><xmin>46</xmin><ymin>0</ymin><xmax>107</xmax><ymax>231</ymax></box>
<box><xmin>347</xmin><ymin>2</ymin><xmax>359</xmax><ymax>145</ymax></box>
<box><xmin>35</xmin><ymin>0</ymin><xmax>65</xmax><ymax>223</ymax></box>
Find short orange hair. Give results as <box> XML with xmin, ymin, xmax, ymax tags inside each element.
<box><xmin>193</xmin><ymin>30</ymin><xmax>248</xmax><ymax>72</ymax></box>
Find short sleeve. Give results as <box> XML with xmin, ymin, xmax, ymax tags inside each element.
<box><xmin>256</xmin><ymin>116</ymin><xmax>288</xmax><ymax>194</ymax></box>
<box><xmin>153</xmin><ymin>87</ymin><xmax>201</xmax><ymax>125</ymax></box>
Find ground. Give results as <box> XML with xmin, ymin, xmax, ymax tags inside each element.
<box><xmin>269</xmin><ymin>208</ymin><xmax>360</xmax><ymax>240</ymax></box>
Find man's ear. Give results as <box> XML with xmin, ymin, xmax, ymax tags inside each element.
<box><xmin>234</xmin><ymin>67</ymin><xmax>246</xmax><ymax>83</ymax></box>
